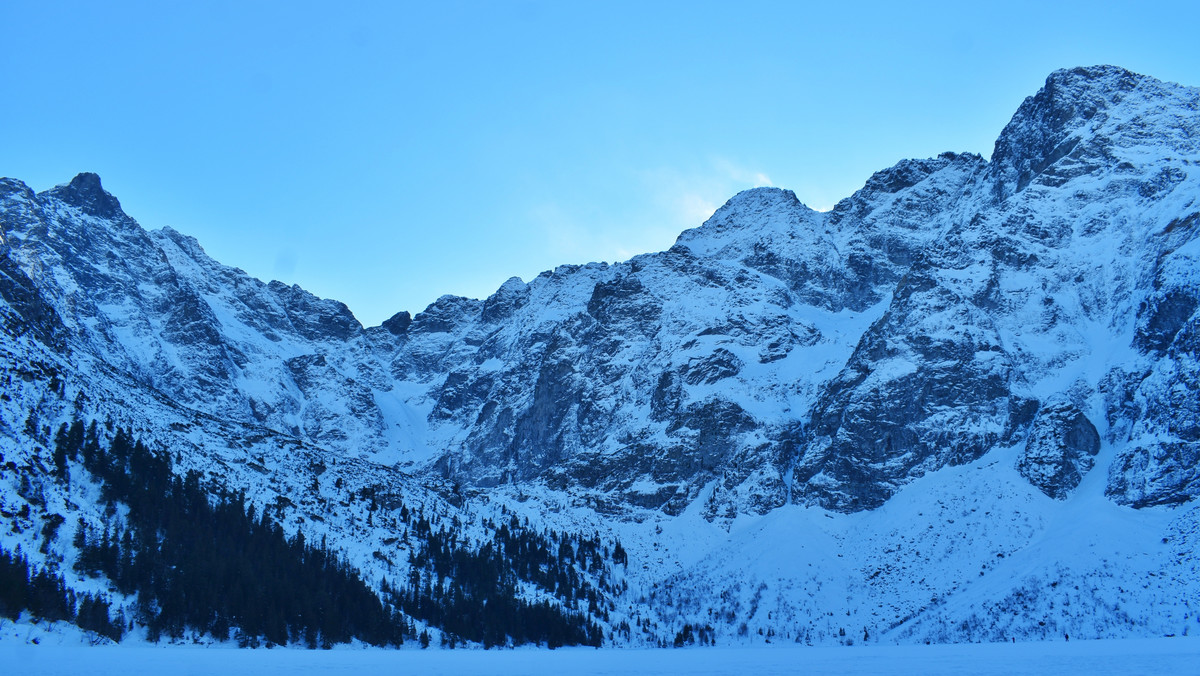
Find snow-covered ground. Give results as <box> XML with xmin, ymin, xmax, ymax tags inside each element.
<box><xmin>475</xmin><ymin>441</ymin><xmax>1198</xmax><ymax>647</ymax></box>
<box><xmin>5</xmin><ymin>639</ymin><xmax>1198</xmax><ymax>676</ymax></box>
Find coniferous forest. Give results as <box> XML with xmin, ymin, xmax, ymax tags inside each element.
<box><xmin>2</xmin><ymin>418</ymin><xmax>617</xmax><ymax>648</ymax></box>
<box><xmin>390</xmin><ymin>508</ymin><xmax>610</xmax><ymax>648</ymax></box>
<box><xmin>61</xmin><ymin>421</ymin><xmax>406</xmax><ymax>647</ymax></box>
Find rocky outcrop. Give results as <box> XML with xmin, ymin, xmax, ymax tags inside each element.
<box><xmin>40</xmin><ymin>172</ymin><xmax>127</xmax><ymax>220</ymax></box>
<box><xmin>795</xmin><ymin>263</ymin><xmax>1026</xmax><ymax>511</ymax></box>
<box><xmin>989</xmin><ymin>66</ymin><xmax>1145</xmax><ymax>199</ymax></box>
<box><xmin>1016</xmin><ymin>400</ymin><xmax>1101</xmax><ymax>499</ymax></box>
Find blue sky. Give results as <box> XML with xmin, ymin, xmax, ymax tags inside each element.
<box><xmin>3</xmin><ymin>1</ymin><xmax>1199</xmax><ymax>326</ymax></box>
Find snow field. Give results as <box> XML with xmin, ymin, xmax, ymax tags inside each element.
<box><xmin>4</xmin><ymin>638</ymin><xmax>1198</xmax><ymax>676</ymax></box>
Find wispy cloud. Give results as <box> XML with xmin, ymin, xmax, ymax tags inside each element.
<box><xmin>640</xmin><ymin>157</ymin><xmax>778</xmax><ymax>232</ymax></box>
<box><xmin>712</xmin><ymin>158</ymin><xmax>774</xmax><ymax>189</ymax></box>
<box><xmin>529</xmin><ymin>202</ymin><xmax>590</xmax><ymax>259</ymax></box>
<box><xmin>525</xmin><ymin>157</ymin><xmax>781</xmax><ymax>268</ymax></box>
<box><xmin>528</xmin><ymin>201</ymin><xmax>665</xmax><ymax>265</ymax></box>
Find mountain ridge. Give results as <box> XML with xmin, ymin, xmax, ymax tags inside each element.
<box><xmin>3</xmin><ymin>65</ymin><xmax>1198</xmax><ymax>516</ymax></box>
<box><xmin>2</xmin><ymin>65</ymin><xmax>1199</xmax><ymax>647</ymax></box>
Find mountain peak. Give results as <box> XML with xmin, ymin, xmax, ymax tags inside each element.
<box><xmin>42</xmin><ymin>172</ymin><xmax>127</xmax><ymax>220</ymax></box>
<box><xmin>987</xmin><ymin>65</ymin><xmax>1162</xmax><ymax>199</ymax></box>
<box><xmin>68</xmin><ymin>171</ymin><xmax>104</xmax><ymax>190</ymax></box>
<box><xmin>1044</xmin><ymin>64</ymin><xmax>1141</xmax><ymax>89</ymax></box>
<box><xmin>721</xmin><ymin>186</ymin><xmax>806</xmax><ymax>211</ymax></box>
<box><xmin>672</xmin><ymin>187</ymin><xmax>814</xmax><ymax>255</ymax></box>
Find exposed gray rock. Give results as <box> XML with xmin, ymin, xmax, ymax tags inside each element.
<box><xmin>1108</xmin><ymin>442</ymin><xmax>1200</xmax><ymax>508</ymax></box>
<box><xmin>1106</xmin><ymin>203</ymin><xmax>1200</xmax><ymax>507</ymax></box>
<box><xmin>266</xmin><ymin>281</ymin><xmax>362</xmax><ymax>342</ymax></box>
<box><xmin>481</xmin><ymin>277</ymin><xmax>529</xmax><ymax>322</ymax></box>
<box><xmin>682</xmin><ymin>348</ymin><xmax>742</xmax><ymax>385</ymax></box>
<box><xmin>410</xmin><ymin>295</ymin><xmax>483</xmax><ymax>334</ymax></box>
<box><xmin>794</xmin><ymin>259</ymin><xmax>1022</xmax><ymax>511</ymax></box>
<box><xmin>381</xmin><ymin>310</ymin><xmax>411</xmax><ymax>335</ymax></box>
<box><xmin>989</xmin><ymin>65</ymin><xmax>1145</xmax><ymax>200</ymax></box>
<box><xmin>41</xmin><ymin>172</ymin><xmax>127</xmax><ymax>220</ymax></box>
<box><xmin>1016</xmin><ymin>400</ymin><xmax>1101</xmax><ymax>499</ymax></box>
<box><xmin>1108</xmin><ymin>312</ymin><xmax>1200</xmax><ymax>507</ymax></box>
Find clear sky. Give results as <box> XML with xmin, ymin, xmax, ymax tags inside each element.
<box><xmin>3</xmin><ymin>1</ymin><xmax>1199</xmax><ymax>327</ymax></box>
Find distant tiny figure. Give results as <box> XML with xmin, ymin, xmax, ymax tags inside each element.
<box><xmin>1065</xmin><ymin>634</ymin><xmax>1069</xmax><ymax>642</ymax></box>
<box><xmin>1012</xmin><ymin>637</ymin><xmax>1015</xmax><ymax>643</ymax></box>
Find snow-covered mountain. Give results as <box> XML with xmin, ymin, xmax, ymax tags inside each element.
<box><xmin>2</xmin><ymin>65</ymin><xmax>1198</xmax><ymax>646</ymax></box>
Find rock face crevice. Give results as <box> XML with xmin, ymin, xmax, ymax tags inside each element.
<box><xmin>2</xmin><ymin>66</ymin><xmax>1199</xmax><ymax>517</ymax></box>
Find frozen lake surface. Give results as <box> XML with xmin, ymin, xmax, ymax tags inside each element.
<box><xmin>7</xmin><ymin>638</ymin><xmax>1199</xmax><ymax>675</ymax></box>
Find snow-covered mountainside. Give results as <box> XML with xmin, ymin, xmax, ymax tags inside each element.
<box><xmin>2</xmin><ymin>65</ymin><xmax>1198</xmax><ymax>646</ymax></box>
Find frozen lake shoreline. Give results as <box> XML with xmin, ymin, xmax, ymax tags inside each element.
<box><xmin>7</xmin><ymin>638</ymin><xmax>1199</xmax><ymax>675</ymax></box>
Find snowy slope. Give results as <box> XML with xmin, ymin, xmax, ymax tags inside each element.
<box><xmin>4</xmin><ymin>639</ymin><xmax>1200</xmax><ymax>675</ymax></box>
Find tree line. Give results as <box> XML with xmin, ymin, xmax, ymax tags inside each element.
<box><xmin>60</xmin><ymin>420</ymin><xmax>406</xmax><ymax>647</ymax></box>
<box><xmin>23</xmin><ymin>417</ymin><xmax>622</xmax><ymax>648</ymax></box>
<box><xmin>1</xmin><ymin>545</ymin><xmax>124</xmax><ymax>642</ymax></box>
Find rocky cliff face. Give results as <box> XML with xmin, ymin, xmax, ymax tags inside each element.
<box><xmin>2</xmin><ymin>66</ymin><xmax>1198</xmax><ymax>523</ymax></box>
<box><xmin>794</xmin><ymin>65</ymin><xmax>1200</xmax><ymax>511</ymax></box>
